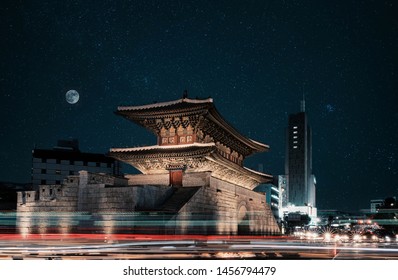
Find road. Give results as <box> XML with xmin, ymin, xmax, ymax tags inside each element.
<box><xmin>1</xmin><ymin>234</ymin><xmax>398</xmax><ymax>260</ymax></box>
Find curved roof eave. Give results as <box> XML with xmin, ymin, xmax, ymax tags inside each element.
<box><xmin>114</xmin><ymin>97</ymin><xmax>269</xmax><ymax>154</ymax></box>
<box><xmin>206</xmin><ymin>106</ymin><xmax>269</xmax><ymax>153</ymax></box>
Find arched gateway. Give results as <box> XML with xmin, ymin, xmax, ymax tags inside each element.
<box><xmin>109</xmin><ymin>97</ymin><xmax>280</xmax><ymax>235</ymax></box>
<box><xmin>17</xmin><ymin>96</ymin><xmax>280</xmax><ymax>236</ymax></box>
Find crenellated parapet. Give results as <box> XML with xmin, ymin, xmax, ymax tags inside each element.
<box><xmin>78</xmin><ymin>170</ymin><xmax>128</xmax><ymax>187</ymax></box>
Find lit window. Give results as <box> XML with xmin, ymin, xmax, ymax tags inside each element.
<box><xmin>293</xmin><ymin>146</ymin><xmax>298</xmax><ymax>149</ymax></box>
<box><xmin>293</xmin><ymin>131</ymin><xmax>298</xmax><ymax>134</ymax></box>
<box><xmin>293</xmin><ymin>126</ymin><xmax>298</xmax><ymax>129</ymax></box>
<box><xmin>293</xmin><ymin>141</ymin><xmax>298</xmax><ymax>144</ymax></box>
<box><xmin>293</xmin><ymin>136</ymin><xmax>298</xmax><ymax>139</ymax></box>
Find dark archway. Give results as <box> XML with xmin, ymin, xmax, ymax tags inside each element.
<box><xmin>237</xmin><ymin>205</ymin><xmax>250</xmax><ymax>235</ymax></box>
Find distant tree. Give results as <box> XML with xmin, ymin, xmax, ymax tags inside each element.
<box><xmin>284</xmin><ymin>212</ymin><xmax>311</xmax><ymax>234</ymax></box>
<box><xmin>300</xmin><ymin>214</ymin><xmax>311</xmax><ymax>226</ymax></box>
<box><xmin>327</xmin><ymin>215</ymin><xmax>334</xmax><ymax>226</ymax></box>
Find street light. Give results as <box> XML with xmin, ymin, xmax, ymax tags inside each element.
<box><xmin>324</xmin><ymin>232</ymin><xmax>331</xmax><ymax>242</ymax></box>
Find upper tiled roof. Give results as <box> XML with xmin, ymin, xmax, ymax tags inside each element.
<box><xmin>117</xmin><ymin>97</ymin><xmax>213</xmax><ymax>111</ymax></box>
<box><xmin>115</xmin><ymin>97</ymin><xmax>269</xmax><ymax>156</ymax></box>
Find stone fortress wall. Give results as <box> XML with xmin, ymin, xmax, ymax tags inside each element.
<box><xmin>17</xmin><ymin>170</ymin><xmax>280</xmax><ymax>235</ymax></box>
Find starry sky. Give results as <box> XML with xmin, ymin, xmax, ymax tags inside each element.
<box><xmin>1</xmin><ymin>0</ymin><xmax>397</xmax><ymax>211</ymax></box>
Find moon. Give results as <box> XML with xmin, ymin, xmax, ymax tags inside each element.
<box><xmin>65</xmin><ymin>90</ymin><xmax>79</xmax><ymax>104</ymax></box>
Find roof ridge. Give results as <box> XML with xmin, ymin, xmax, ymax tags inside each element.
<box><xmin>118</xmin><ymin>97</ymin><xmax>213</xmax><ymax>111</ymax></box>
<box><xmin>110</xmin><ymin>142</ymin><xmax>216</xmax><ymax>153</ymax></box>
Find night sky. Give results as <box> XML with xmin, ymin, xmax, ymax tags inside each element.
<box><xmin>1</xmin><ymin>0</ymin><xmax>397</xmax><ymax>211</ymax></box>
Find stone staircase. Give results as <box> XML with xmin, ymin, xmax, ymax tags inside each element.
<box><xmin>160</xmin><ymin>187</ymin><xmax>200</xmax><ymax>213</ymax></box>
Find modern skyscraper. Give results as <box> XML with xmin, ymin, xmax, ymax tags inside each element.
<box><xmin>285</xmin><ymin>98</ymin><xmax>316</xmax><ymax>207</ymax></box>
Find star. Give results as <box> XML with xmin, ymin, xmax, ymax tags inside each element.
<box><xmin>326</xmin><ymin>104</ymin><xmax>335</xmax><ymax>113</ymax></box>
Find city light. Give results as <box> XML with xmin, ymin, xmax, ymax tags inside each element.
<box><xmin>353</xmin><ymin>234</ymin><xmax>361</xmax><ymax>242</ymax></box>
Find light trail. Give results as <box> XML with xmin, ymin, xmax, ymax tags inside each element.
<box><xmin>0</xmin><ymin>240</ymin><xmax>196</xmax><ymax>254</ymax></box>
<box><xmin>1</xmin><ymin>239</ymin><xmax>398</xmax><ymax>256</ymax></box>
<box><xmin>232</xmin><ymin>242</ymin><xmax>398</xmax><ymax>253</ymax></box>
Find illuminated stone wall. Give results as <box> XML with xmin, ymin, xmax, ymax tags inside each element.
<box><xmin>172</xmin><ymin>176</ymin><xmax>280</xmax><ymax>235</ymax></box>
<box><xmin>17</xmin><ymin>176</ymin><xmax>80</xmax><ymax>213</ymax></box>
<box><xmin>16</xmin><ymin>171</ymin><xmax>280</xmax><ymax>236</ymax></box>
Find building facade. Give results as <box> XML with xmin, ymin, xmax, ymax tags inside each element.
<box><xmin>279</xmin><ymin>175</ymin><xmax>288</xmax><ymax>208</ymax></box>
<box><xmin>18</xmin><ymin>97</ymin><xmax>280</xmax><ymax>236</ymax></box>
<box><xmin>31</xmin><ymin>139</ymin><xmax>121</xmax><ymax>187</ymax></box>
<box><xmin>285</xmin><ymin>100</ymin><xmax>316</xmax><ymax>207</ymax></box>
<box><xmin>370</xmin><ymin>199</ymin><xmax>384</xmax><ymax>213</ymax></box>
<box><xmin>254</xmin><ymin>183</ymin><xmax>281</xmax><ymax>221</ymax></box>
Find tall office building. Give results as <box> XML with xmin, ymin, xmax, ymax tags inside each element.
<box><xmin>285</xmin><ymin>98</ymin><xmax>316</xmax><ymax>207</ymax></box>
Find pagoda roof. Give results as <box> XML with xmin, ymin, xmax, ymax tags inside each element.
<box><xmin>110</xmin><ymin>143</ymin><xmax>216</xmax><ymax>155</ymax></box>
<box><xmin>116</xmin><ymin>97</ymin><xmax>269</xmax><ymax>156</ymax></box>
<box><xmin>108</xmin><ymin>143</ymin><xmax>272</xmax><ymax>189</ymax></box>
